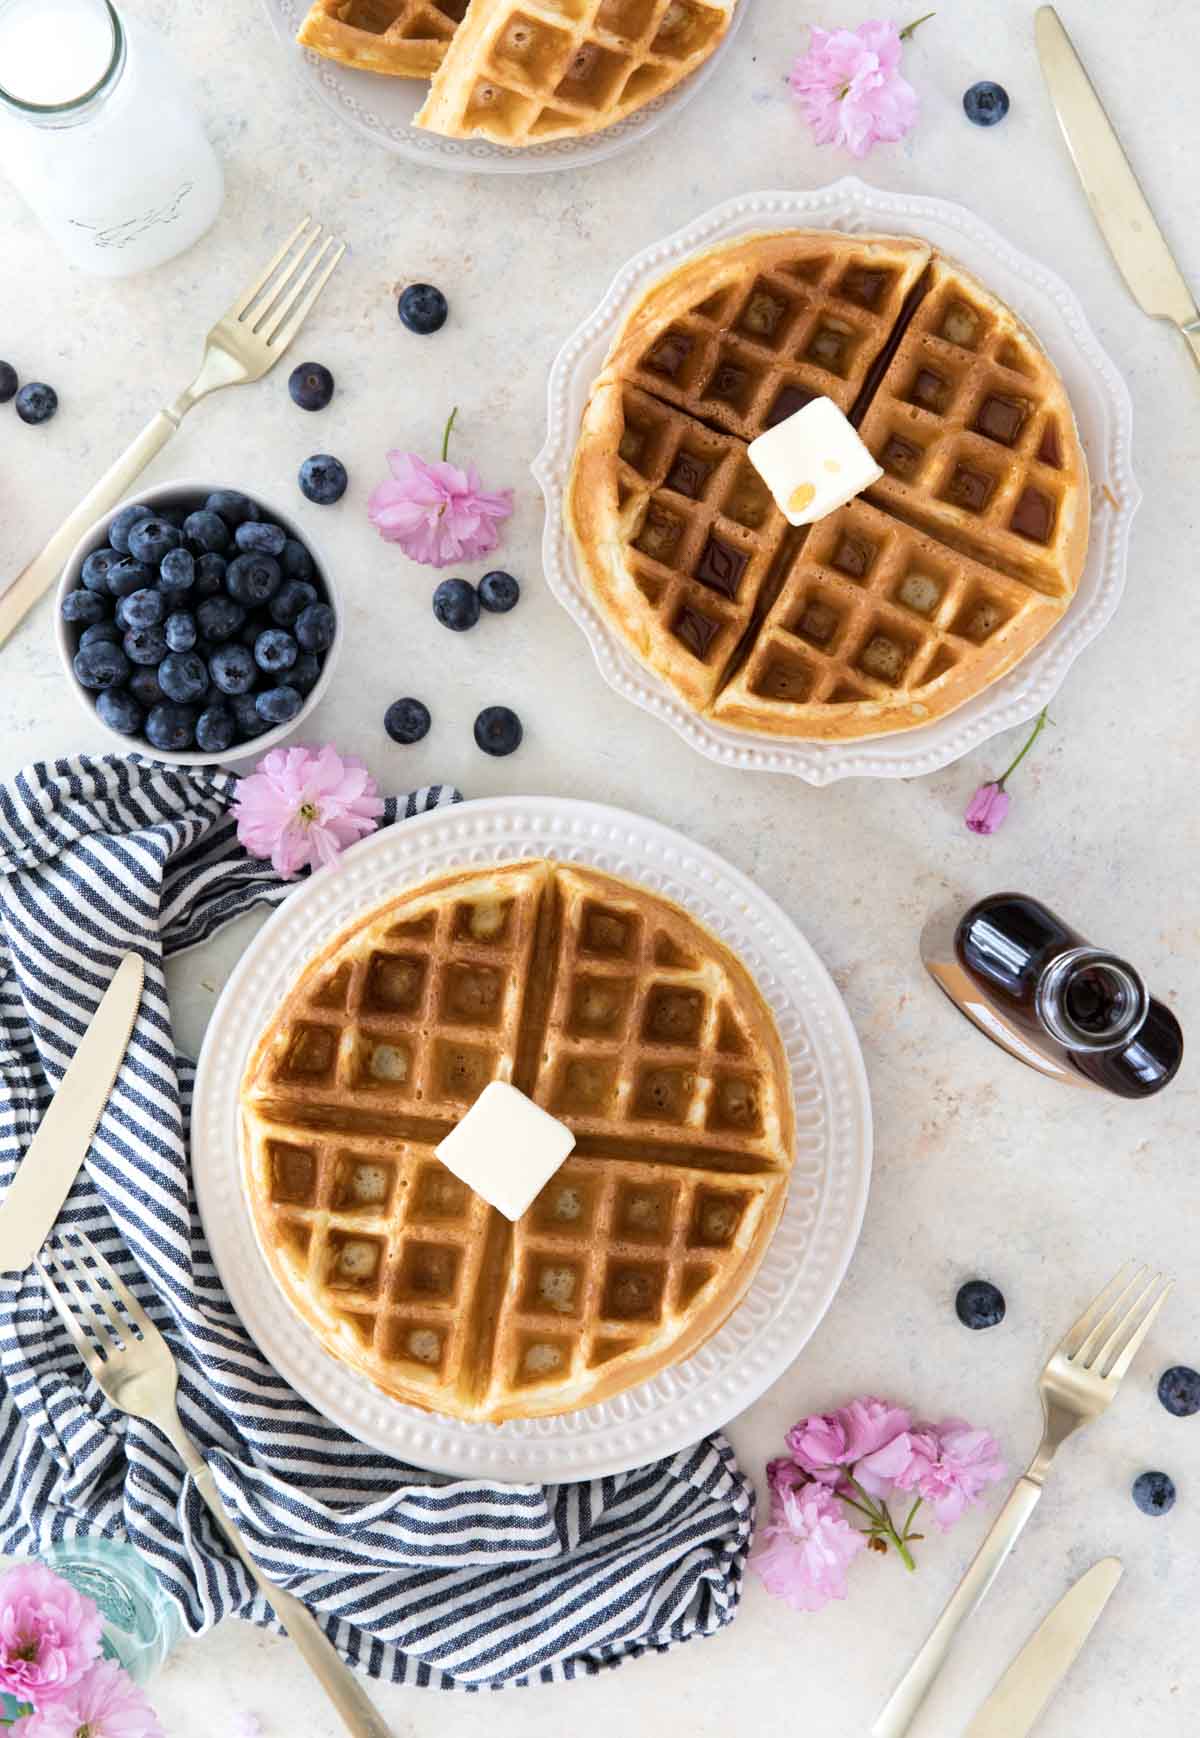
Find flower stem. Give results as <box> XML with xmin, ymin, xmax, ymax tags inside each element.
<box><xmin>441</xmin><ymin>405</ymin><xmax>459</xmax><ymax>462</ymax></box>
<box><xmin>997</xmin><ymin>705</ymin><xmax>1049</xmax><ymax>789</ymax></box>
<box><xmin>900</xmin><ymin>10</ymin><xmax>935</xmax><ymax>38</ymax></box>
<box><xmin>845</xmin><ymin>1477</ymin><xmax>917</xmax><ymax>1572</ymax></box>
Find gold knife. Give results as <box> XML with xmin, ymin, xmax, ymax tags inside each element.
<box><xmin>963</xmin><ymin>1557</ymin><xmax>1123</xmax><ymax>1737</ymax></box>
<box><xmin>0</xmin><ymin>952</ymin><xmax>144</xmax><ymax>1272</ymax></box>
<box><xmin>1036</xmin><ymin>7</ymin><xmax>1200</xmax><ymax>370</ymax></box>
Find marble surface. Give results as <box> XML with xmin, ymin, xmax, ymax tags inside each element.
<box><xmin>2</xmin><ymin>0</ymin><xmax>1198</xmax><ymax>1732</ymax></box>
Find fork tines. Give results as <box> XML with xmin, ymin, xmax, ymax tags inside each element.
<box><xmin>232</xmin><ymin>215</ymin><xmax>346</xmax><ymax>349</ymax></box>
<box><xmin>1063</xmin><ymin>1261</ymin><xmax>1173</xmax><ymax>1380</ymax></box>
<box><xmin>37</xmin><ymin>1232</ymin><xmax>152</xmax><ymax>1369</ymax></box>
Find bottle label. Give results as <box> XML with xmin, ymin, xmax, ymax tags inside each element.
<box><xmin>68</xmin><ymin>179</ymin><xmax>195</xmax><ymax>251</ymax></box>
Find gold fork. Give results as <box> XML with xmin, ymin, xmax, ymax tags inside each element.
<box><xmin>38</xmin><ymin>1231</ymin><xmax>393</xmax><ymax>1738</ymax></box>
<box><xmin>0</xmin><ymin>216</ymin><xmax>346</xmax><ymax>652</ymax></box>
<box><xmin>872</xmin><ymin>1262</ymin><xmax>1172</xmax><ymax>1738</ymax></box>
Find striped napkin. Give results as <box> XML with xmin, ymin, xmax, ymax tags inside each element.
<box><xmin>0</xmin><ymin>756</ymin><xmax>755</xmax><ymax>1689</ymax></box>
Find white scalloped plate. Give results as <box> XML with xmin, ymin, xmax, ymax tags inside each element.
<box><xmin>192</xmin><ymin>797</ymin><xmax>871</xmax><ymax>1482</ymax></box>
<box><xmin>532</xmin><ymin>179</ymin><xmax>1141</xmax><ymax>784</ymax></box>
<box><xmin>262</xmin><ymin>0</ymin><xmax>749</xmax><ymax>175</ymax></box>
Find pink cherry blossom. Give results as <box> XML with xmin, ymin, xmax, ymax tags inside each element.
<box><xmin>233</xmin><ymin>744</ymin><xmax>384</xmax><ymax>878</ymax></box>
<box><xmin>964</xmin><ymin>781</ymin><xmax>1010</xmax><ymax>835</ymax></box>
<box><xmin>10</xmin><ymin>1660</ymin><xmax>164</xmax><ymax>1738</ymax></box>
<box><xmin>891</xmin><ymin>1419</ymin><xmax>1007</xmax><ymax>1531</ymax></box>
<box><xmin>368</xmin><ymin>450</ymin><xmax>513</xmax><ymax>568</ymax></box>
<box><xmin>789</xmin><ymin>19</ymin><xmax>923</xmax><ymax>158</ymax></box>
<box><xmin>0</xmin><ymin>1564</ymin><xmax>103</xmax><ymax>1708</ymax></box>
<box><xmin>785</xmin><ymin>1396</ymin><xmax>912</xmax><ymax>1492</ymax></box>
<box><xmin>751</xmin><ymin>1478</ymin><xmax>867</xmax><ymax>1612</ymax></box>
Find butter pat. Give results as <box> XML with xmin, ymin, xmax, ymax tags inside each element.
<box><xmin>747</xmin><ymin>396</ymin><xmax>883</xmax><ymax>527</ymax></box>
<box><xmin>435</xmin><ymin>1081</ymin><xmax>576</xmax><ymax>1221</ymax></box>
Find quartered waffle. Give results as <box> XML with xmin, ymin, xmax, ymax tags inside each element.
<box><xmin>296</xmin><ymin>0</ymin><xmax>467</xmax><ymax>81</ymax></box>
<box><xmin>566</xmin><ymin>229</ymin><xmax>1089</xmax><ymax>741</ymax></box>
<box><xmin>240</xmin><ymin>860</ymin><xmax>793</xmax><ymax>1422</ymax></box>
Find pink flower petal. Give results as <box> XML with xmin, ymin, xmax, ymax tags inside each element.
<box><xmin>233</xmin><ymin>744</ymin><xmax>383</xmax><ymax>879</ymax></box>
<box><xmin>368</xmin><ymin>444</ymin><xmax>513</xmax><ymax>568</ymax></box>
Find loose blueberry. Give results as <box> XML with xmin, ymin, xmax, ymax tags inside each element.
<box><xmin>106</xmin><ymin>556</ymin><xmax>154</xmax><ymax>599</ymax></box>
<box><xmin>209</xmin><ymin>643</ymin><xmax>257</xmax><ymax>696</ymax></box>
<box><xmin>1158</xmin><ymin>1366</ymin><xmax>1200</xmax><ymax>1418</ymax></box>
<box><xmin>256</xmin><ymin>685</ymin><xmax>303</xmax><ymax>726</ymax></box>
<box><xmin>1132</xmin><ymin>1470</ymin><xmax>1176</xmax><ymax>1516</ymax></box>
<box><xmin>280</xmin><ymin>539</ymin><xmax>315</xmax><ymax>583</ymax></box>
<box><xmin>231</xmin><ymin>692</ymin><xmax>271</xmax><ymax>739</ymax></box>
<box><xmin>127</xmin><ymin>516</ymin><xmax>181</xmax><ymax>567</ymax></box>
<box><xmin>158</xmin><ymin>651</ymin><xmax>209</xmax><ymax>705</ymax></box>
<box><xmin>15</xmin><ymin>382</ymin><xmax>57</xmax><ymax>425</ymax></box>
<box><xmin>194</xmin><ymin>553</ymin><xmax>227</xmax><ymax>598</ymax></box>
<box><xmin>121</xmin><ymin>588</ymin><xmax>165</xmax><ymax>630</ymax></box>
<box><xmin>128</xmin><ymin>667</ymin><xmax>165</xmax><ymax>708</ymax></box>
<box><xmin>205</xmin><ymin>489</ymin><xmax>259</xmax><ymax>528</ymax></box>
<box><xmin>295</xmin><ymin>602</ymin><xmax>336</xmax><ymax>652</ymax></box>
<box><xmin>159</xmin><ymin>547</ymin><xmax>196</xmax><ymax>593</ymax></box>
<box><xmin>226</xmin><ymin>552</ymin><xmax>282</xmax><ymax>607</ymax></box>
<box><xmin>289</xmin><ymin>652</ymin><xmax>322</xmax><ymax>696</ymax></box>
<box><xmin>182</xmin><ymin>509</ymin><xmax>230</xmax><ymax>554</ymax></box>
<box><xmin>164</xmin><ymin>611</ymin><xmax>197</xmax><ymax>654</ymax></box>
<box><xmin>62</xmin><ymin>589</ymin><xmax>108</xmax><ymax>627</ymax></box>
<box><xmin>144</xmin><ymin>703</ymin><xmax>196</xmax><ymax>753</ymax></box>
<box><xmin>79</xmin><ymin>621</ymin><xmax>121</xmax><ymax>648</ymax></box>
<box><xmin>95</xmin><ymin>688</ymin><xmax>145</xmax><ymax>738</ymax></box>
<box><xmin>270</xmin><ymin>579</ymin><xmax>317</xmax><ymax>626</ymax></box>
<box><xmin>385</xmin><ymin>697</ymin><xmax>431</xmax><ymax>745</ymax></box>
<box><xmin>432</xmin><ymin>577</ymin><xmax>479</xmax><ymax>633</ymax></box>
<box><xmin>195</xmin><ymin>705</ymin><xmax>237</xmax><ymax>756</ymax></box>
<box><xmin>398</xmin><ymin>283</ymin><xmax>448</xmax><ymax>335</ymax></box>
<box><xmin>0</xmin><ymin>361</ymin><xmax>17</xmax><ymax>403</ymax></box>
<box><xmin>74</xmin><ymin>641</ymin><xmax>131</xmax><ymax>690</ymax></box>
<box><xmin>123</xmin><ymin>625</ymin><xmax>169</xmax><ymax>666</ymax></box>
<box><xmin>197</xmin><ymin>596</ymin><xmax>246</xmax><ymax>643</ymax></box>
<box><xmin>288</xmin><ymin>361</ymin><xmax>335</xmax><ymax>412</ymax></box>
<box><xmin>478</xmin><ymin>570</ymin><xmax>520</xmax><ymax>614</ymax></box>
<box><xmin>474</xmin><ymin>704</ymin><xmax>522</xmax><ymax>756</ymax></box>
<box><xmin>298</xmin><ymin>454</ymin><xmax>348</xmax><ymax>505</ymax></box>
<box><xmin>108</xmin><ymin>504</ymin><xmax>153</xmax><ymax>555</ymax></box>
<box><xmin>235</xmin><ymin>520</ymin><xmax>287</xmax><ymax>558</ymax></box>
<box><xmin>254</xmin><ymin>627</ymin><xmax>298</xmax><ymax>675</ymax></box>
<box><xmin>956</xmin><ymin>1279</ymin><xmax>1006</xmax><ymax>1330</ymax></box>
<box><xmin>964</xmin><ymin>80</ymin><xmax>1010</xmax><ymax>126</ymax></box>
<box><xmin>81</xmin><ymin>547</ymin><xmax>120</xmax><ymax>592</ymax></box>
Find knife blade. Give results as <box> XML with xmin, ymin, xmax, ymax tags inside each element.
<box><xmin>0</xmin><ymin>952</ymin><xmax>144</xmax><ymax>1272</ymax></box>
<box><xmin>1035</xmin><ymin>7</ymin><xmax>1200</xmax><ymax>367</ymax></box>
<box><xmin>964</xmin><ymin>1557</ymin><xmax>1123</xmax><ymax>1738</ymax></box>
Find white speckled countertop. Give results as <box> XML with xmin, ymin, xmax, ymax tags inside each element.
<box><xmin>2</xmin><ymin>0</ymin><xmax>1198</xmax><ymax>1732</ymax></box>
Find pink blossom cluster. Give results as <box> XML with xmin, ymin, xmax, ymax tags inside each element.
<box><xmin>751</xmin><ymin>1396</ymin><xmax>1006</xmax><ymax>1613</ymax></box>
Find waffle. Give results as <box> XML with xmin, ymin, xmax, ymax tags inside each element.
<box><xmin>566</xmin><ymin>229</ymin><xmax>1088</xmax><ymax>741</ymax></box>
<box><xmin>240</xmin><ymin>860</ymin><xmax>793</xmax><ymax>1422</ymax></box>
<box><xmin>412</xmin><ymin>0</ymin><xmax>734</xmax><ymax>145</ymax></box>
<box><xmin>296</xmin><ymin>0</ymin><xmax>466</xmax><ymax>80</ymax></box>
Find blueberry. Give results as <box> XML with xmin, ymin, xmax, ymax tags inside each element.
<box><xmin>478</xmin><ymin>570</ymin><xmax>520</xmax><ymax>614</ymax></box>
<box><xmin>270</xmin><ymin>579</ymin><xmax>317</xmax><ymax>626</ymax></box>
<box><xmin>159</xmin><ymin>547</ymin><xmax>196</xmax><ymax>593</ymax></box>
<box><xmin>95</xmin><ymin>688</ymin><xmax>145</xmax><ymax>738</ymax></box>
<box><xmin>74</xmin><ymin>641</ymin><xmax>131</xmax><ymax>690</ymax></box>
<box><xmin>123</xmin><ymin>625</ymin><xmax>169</xmax><ymax>666</ymax></box>
<box><xmin>398</xmin><ymin>283</ymin><xmax>448</xmax><ymax>335</ymax></box>
<box><xmin>209</xmin><ymin>643</ymin><xmax>257</xmax><ymax>695</ymax></box>
<box><xmin>474</xmin><ymin>704</ymin><xmax>522</xmax><ymax>756</ymax></box>
<box><xmin>254</xmin><ymin>627</ymin><xmax>298</xmax><ymax>675</ymax></box>
<box><xmin>289</xmin><ymin>652</ymin><xmax>322</xmax><ymax>696</ymax></box>
<box><xmin>194</xmin><ymin>553</ymin><xmax>227</xmax><ymax>598</ymax></box>
<box><xmin>121</xmin><ymin>588</ymin><xmax>165</xmax><ymax>630</ymax></box>
<box><xmin>385</xmin><ymin>697</ymin><xmax>431</xmax><ymax>744</ymax></box>
<box><xmin>182</xmin><ymin>509</ymin><xmax>230</xmax><ymax>554</ymax></box>
<box><xmin>197</xmin><ymin>596</ymin><xmax>246</xmax><ymax>643</ymax></box>
<box><xmin>162</xmin><ymin>612</ymin><xmax>196</xmax><ymax>654</ymax></box>
<box><xmin>226</xmin><ymin>552</ymin><xmax>282</xmax><ymax>607</ymax></box>
<box><xmin>280</xmin><ymin>539</ymin><xmax>315</xmax><ymax>583</ymax></box>
<box><xmin>15</xmin><ymin>382</ymin><xmax>57</xmax><ymax>425</ymax></box>
<box><xmin>158</xmin><ymin>651</ymin><xmax>209</xmax><ymax>705</ymax></box>
<box><xmin>195</xmin><ymin>705</ymin><xmax>237</xmax><ymax>755</ymax></box>
<box><xmin>62</xmin><ymin>589</ymin><xmax>109</xmax><ymax>626</ymax></box>
<box><xmin>79</xmin><ymin>621</ymin><xmax>121</xmax><ymax>648</ymax></box>
<box><xmin>108</xmin><ymin>504</ymin><xmax>153</xmax><ymax>555</ymax></box>
<box><xmin>432</xmin><ymin>578</ymin><xmax>479</xmax><ymax>632</ymax></box>
<box><xmin>256</xmin><ymin>685</ymin><xmax>303</xmax><ymax>726</ymax></box>
<box><xmin>230</xmin><ymin>692</ymin><xmax>271</xmax><ymax>739</ymax></box>
<box><xmin>127</xmin><ymin>516</ymin><xmax>181</xmax><ymax>567</ymax></box>
<box><xmin>205</xmin><ymin>489</ymin><xmax>259</xmax><ymax>528</ymax></box>
<box><xmin>106</xmin><ymin>556</ymin><xmax>153</xmax><ymax>599</ymax></box>
<box><xmin>1132</xmin><ymin>1470</ymin><xmax>1176</xmax><ymax>1516</ymax></box>
<box><xmin>964</xmin><ymin>80</ymin><xmax>1010</xmax><ymax>126</ymax></box>
<box><xmin>234</xmin><ymin>523</ymin><xmax>287</xmax><ymax>563</ymax></box>
<box><xmin>144</xmin><ymin>703</ymin><xmax>196</xmax><ymax>753</ymax></box>
<box><xmin>298</xmin><ymin>454</ymin><xmax>348</xmax><ymax>505</ymax></box>
<box><xmin>956</xmin><ymin>1279</ymin><xmax>1005</xmax><ymax>1330</ymax></box>
<box><xmin>81</xmin><ymin>547</ymin><xmax>120</xmax><ymax>592</ymax></box>
<box><xmin>128</xmin><ymin>667</ymin><xmax>165</xmax><ymax>708</ymax></box>
<box><xmin>295</xmin><ymin>602</ymin><xmax>336</xmax><ymax>652</ymax></box>
<box><xmin>1158</xmin><ymin>1366</ymin><xmax>1200</xmax><ymax>1418</ymax></box>
<box><xmin>288</xmin><ymin>361</ymin><xmax>335</xmax><ymax>412</ymax></box>
<box><xmin>0</xmin><ymin>361</ymin><xmax>17</xmax><ymax>403</ymax></box>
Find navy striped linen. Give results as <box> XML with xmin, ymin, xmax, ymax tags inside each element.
<box><xmin>0</xmin><ymin>756</ymin><xmax>755</xmax><ymax>1689</ymax></box>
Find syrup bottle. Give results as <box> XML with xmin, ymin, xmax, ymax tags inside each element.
<box><xmin>922</xmin><ymin>893</ymin><xmax>1183</xmax><ymax>1099</ymax></box>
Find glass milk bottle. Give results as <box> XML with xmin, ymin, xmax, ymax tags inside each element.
<box><xmin>0</xmin><ymin>0</ymin><xmax>223</xmax><ymax>276</ymax></box>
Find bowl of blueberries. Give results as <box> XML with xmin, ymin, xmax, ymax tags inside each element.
<box><xmin>56</xmin><ymin>480</ymin><xmax>340</xmax><ymax>765</ymax></box>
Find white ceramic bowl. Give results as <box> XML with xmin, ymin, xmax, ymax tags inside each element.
<box><xmin>56</xmin><ymin>478</ymin><xmax>341</xmax><ymax>768</ymax></box>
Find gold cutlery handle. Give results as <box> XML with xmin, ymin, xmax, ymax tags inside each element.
<box><xmin>0</xmin><ymin>405</ymin><xmax>184</xmax><ymax>653</ymax></box>
<box><xmin>871</xmin><ymin>1475</ymin><xmax>1045</xmax><ymax>1738</ymax></box>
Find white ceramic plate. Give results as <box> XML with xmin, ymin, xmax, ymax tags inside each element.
<box><xmin>262</xmin><ymin>0</ymin><xmax>749</xmax><ymax>175</ymax></box>
<box><xmin>532</xmin><ymin>178</ymin><xmax>1141</xmax><ymax>785</ymax></box>
<box><xmin>192</xmin><ymin>796</ymin><xmax>872</xmax><ymax>1482</ymax></box>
